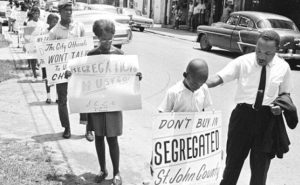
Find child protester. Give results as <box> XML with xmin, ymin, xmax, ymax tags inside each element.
<box><xmin>158</xmin><ymin>58</ymin><xmax>212</xmax><ymax>112</ymax></box>
<box><xmin>65</xmin><ymin>19</ymin><xmax>142</xmax><ymax>185</ymax></box>
<box><xmin>42</xmin><ymin>14</ymin><xmax>59</xmax><ymax>104</ymax></box>
<box><xmin>149</xmin><ymin>58</ymin><xmax>212</xmax><ymax>177</ymax></box>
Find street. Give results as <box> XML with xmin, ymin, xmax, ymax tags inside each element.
<box><xmin>1</xmin><ymin>30</ymin><xmax>300</xmax><ymax>185</ymax></box>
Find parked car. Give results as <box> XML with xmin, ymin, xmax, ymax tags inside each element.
<box><xmin>0</xmin><ymin>0</ymin><xmax>8</xmax><ymax>25</ymax></box>
<box><xmin>196</xmin><ymin>11</ymin><xmax>300</xmax><ymax>66</ymax></box>
<box><xmin>86</xmin><ymin>4</ymin><xmax>130</xmax><ymax>26</ymax></box>
<box><xmin>45</xmin><ymin>0</ymin><xmax>59</xmax><ymax>12</ymax></box>
<box><xmin>73</xmin><ymin>10</ymin><xmax>132</xmax><ymax>49</ymax></box>
<box><xmin>73</xmin><ymin>2</ymin><xmax>88</xmax><ymax>11</ymax></box>
<box><xmin>117</xmin><ymin>7</ymin><xmax>153</xmax><ymax>32</ymax></box>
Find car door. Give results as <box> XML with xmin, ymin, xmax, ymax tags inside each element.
<box><xmin>231</xmin><ymin>16</ymin><xmax>260</xmax><ymax>53</ymax></box>
<box><xmin>210</xmin><ymin>15</ymin><xmax>239</xmax><ymax>50</ymax></box>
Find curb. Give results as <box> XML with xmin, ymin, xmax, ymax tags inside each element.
<box><xmin>145</xmin><ymin>29</ymin><xmax>196</xmax><ymax>42</ymax></box>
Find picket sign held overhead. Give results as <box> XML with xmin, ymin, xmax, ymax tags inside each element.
<box><xmin>67</xmin><ymin>54</ymin><xmax>142</xmax><ymax>113</ymax></box>
<box><xmin>152</xmin><ymin>111</ymin><xmax>223</xmax><ymax>185</ymax></box>
<box><xmin>35</xmin><ymin>36</ymin><xmax>94</xmax><ymax>85</ymax></box>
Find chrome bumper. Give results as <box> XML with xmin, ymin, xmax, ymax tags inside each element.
<box><xmin>278</xmin><ymin>53</ymin><xmax>300</xmax><ymax>60</ymax></box>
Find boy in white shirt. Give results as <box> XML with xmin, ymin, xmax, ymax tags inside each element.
<box><xmin>158</xmin><ymin>58</ymin><xmax>212</xmax><ymax>112</ymax></box>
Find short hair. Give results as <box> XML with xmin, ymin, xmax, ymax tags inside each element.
<box><xmin>258</xmin><ymin>30</ymin><xmax>280</xmax><ymax>47</ymax></box>
<box><xmin>93</xmin><ymin>19</ymin><xmax>115</xmax><ymax>38</ymax></box>
<box><xmin>47</xmin><ymin>14</ymin><xmax>59</xmax><ymax>24</ymax></box>
<box><xmin>29</xmin><ymin>6</ymin><xmax>40</xmax><ymax>15</ymax></box>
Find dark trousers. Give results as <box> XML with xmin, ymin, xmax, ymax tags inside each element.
<box><xmin>56</xmin><ymin>82</ymin><xmax>70</xmax><ymax>128</ymax></box>
<box><xmin>220</xmin><ymin>104</ymin><xmax>272</xmax><ymax>185</ymax></box>
<box><xmin>29</xmin><ymin>59</ymin><xmax>38</xmax><ymax>78</ymax></box>
<box><xmin>80</xmin><ymin>113</ymin><xmax>93</xmax><ymax>131</ymax></box>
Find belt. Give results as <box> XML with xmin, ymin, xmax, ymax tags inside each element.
<box><xmin>237</xmin><ymin>103</ymin><xmax>270</xmax><ymax>111</ymax></box>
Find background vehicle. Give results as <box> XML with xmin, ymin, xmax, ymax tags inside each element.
<box><xmin>0</xmin><ymin>0</ymin><xmax>8</xmax><ymax>25</ymax></box>
<box><xmin>73</xmin><ymin>2</ymin><xmax>88</xmax><ymax>11</ymax></box>
<box><xmin>117</xmin><ymin>7</ymin><xmax>153</xmax><ymax>32</ymax></box>
<box><xmin>196</xmin><ymin>11</ymin><xmax>300</xmax><ymax>67</ymax></box>
<box><xmin>73</xmin><ymin>10</ymin><xmax>132</xmax><ymax>49</ymax></box>
<box><xmin>45</xmin><ymin>0</ymin><xmax>59</xmax><ymax>12</ymax></box>
<box><xmin>86</xmin><ymin>4</ymin><xmax>130</xmax><ymax>26</ymax></box>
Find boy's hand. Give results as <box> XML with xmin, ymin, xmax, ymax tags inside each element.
<box><xmin>136</xmin><ymin>72</ymin><xmax>142</xmax><ymax>81</ymax></box>
<box><xmin>65</xmin><ymin>70</ymin><xmax>72</xmax><ymax>79</ymax></box>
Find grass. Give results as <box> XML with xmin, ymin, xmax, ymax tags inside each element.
<box><xmin>0</xmin><ymin>60</ymin><xmax>18</xmax><ymax>83</ymax></box>
<box><xmin>0</xmin><ymin>138</ymin><xmax>103</xmax><ymax>185</ymax></box>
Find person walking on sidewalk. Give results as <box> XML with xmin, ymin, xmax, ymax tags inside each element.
<box><xmin>25</xmin><ymin>6</ymin><xmax>46</xmax><ymax>82</ymax></box>
<box><xmin>49</xmin><ymin>0</ymin><xmax>86</xmax><ymax>139</ymax></box>
<box><xmin>42</xmin><ymin>13</ymin><xmax>59</xmax><ymax>104</ymax></box>
<box><xmin>206</xmin><ymin>30</ymin><xmax>294</xmax><ymax>185</ymax></box>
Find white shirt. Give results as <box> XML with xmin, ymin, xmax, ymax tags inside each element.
<box><xmin>49</xmin><ymin>21</ymin><xmax>85</xmax><ymax>40</ymax></box>
<box><xmin>188</xmin><ymin>4</ymin><xmax>194</xmax><ymax>13</ymax></box>
<box><xmin>217</xmin><ymin>52</ymin><xmax>292</xmax><ymax>106</ymax></box>
<box><xmin>158</xmin><ymin>81</ymin><xmax>213</xmax><ymax>112</ymax></box>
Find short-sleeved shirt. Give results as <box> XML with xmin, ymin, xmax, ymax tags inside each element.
<box><xmin>158</xmin><ymin>81</ymin><xmax>212</xmax><ymax>112</ymax></box>
<box><xmin>49</xmin><ymin>21</ymin><xmax>85</xmax><ymax>40</ymax></box>
<box><xmin>217</xmin><ymin>52</ymin><xmax>292</xmax><ymax>106</ymax></box>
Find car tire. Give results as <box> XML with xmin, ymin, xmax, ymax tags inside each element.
<box><xmin>139</xmin><ymin>27</ymin><xmax>145</xmax><ymax>32</ymax></box>
<box><xmin>114</xmin><ymin>44</ymin><xmax>122</xmax><ymax>49</ymax></box>
<box><xmin>199</xmin><ymin>34</ymin><xmax>212</xmax><ymax>51</ymax></box>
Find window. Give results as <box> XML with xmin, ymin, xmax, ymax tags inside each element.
<box><xmin>226</xmin><ymin>15</ymin><xmax>239</xmax><ymax>26</ymax></box>
<box><xmin>238</xmin><ymin>16</ymin><xmax>255</xmax><ymax>28</ymax></box>
<box><xmin>257</xmin><ymin>19</ymin><xmax>298</xmax><ymax>31</ymax></box>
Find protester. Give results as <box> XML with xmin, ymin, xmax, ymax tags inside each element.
<box><xmin>42</xmin><ymin>14</ymin><xmax>59</xmax><ymax>104</ymax></box>
<box><xmin>158</xmin><ymin>58</ymin><xmax>212</xmax><ymax>112</ymax></box>
<box><xmin>145</xmin><ymin>58</ymin><xmax>214</xmax><ymax>177</ymax></box>
<box><xmin>220</xmin><ymin>3</ymin><xmax>233</xmax><ymax>22</ymax></box>
<box><xmin>75</xmin><ymin>19</ymin><xmax>142</xmax><ymax>185</ymax></box>
<box><xmin>206</xmin><ymin>30</ymin><xmax>294</xmax><ymax>185</ymax></box>
<box><xmin>25</xmin><ymin>6</ymin><xmax>48</xmax><ymax>82</ymax></box>
<box><xmin>191</xmin><ymin>2</ymin><xmax>199</xmax><ymax>31</ymax></box>
<box><xmin>6</xmin><ymin>0</ymin><xmax>16</xmax><ymax>32</ymax></box>
<box><xmin>49</xmin><ymin>0</ymin><xmax>86</xmax><ymax>139</ymax></box>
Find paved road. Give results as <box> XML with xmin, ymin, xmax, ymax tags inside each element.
<box><xmin>1</xmin><ymin>29</ymin><xmax>300</xmax><ymax>185</ymax></box>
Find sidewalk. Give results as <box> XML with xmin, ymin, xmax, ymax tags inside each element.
<box><xmin>0</xmin><ymin>29</ymin><xmax>153</xmax><ymax>185</ymax></box>
<box><xmin>146</xmin><ymin>24</ymin><xmax>197</xmax><ymax>42</ymax></box>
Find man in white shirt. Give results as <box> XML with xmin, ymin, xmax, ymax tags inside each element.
<box><xmin>49</xmin><ymin>0</ymin><xmax>86</xmax><ymax>139</ymax></box>
<box><xmin>206</xmin><ymin>30</ymin><xmax>292</xmax><ymax>185</ymax></box>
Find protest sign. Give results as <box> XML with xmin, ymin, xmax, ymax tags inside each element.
<box><xmin>67</xmin><ymin>54</ymin><xmax>142</xmax><ymax>113</ymax></box>
<box><xmin>24</xmin><ymin>34</ymin><xmax>50</xmax><ymax>59</ymax></box>
<box><xmin>35</xmin><ymin>36</ymin><xmax>94</xmax><ymax>84</ymax></box>
<box><xmin>152</xmin><ymin>111</ymin><xmax>222</xmax><ymax>185</ymax></box>
<box><xmin>13</xmin><ymin>11</ymin><xmax>28</xmax><ymax>29</ymax></box>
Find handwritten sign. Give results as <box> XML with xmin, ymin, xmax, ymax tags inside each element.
<box><xmin>35</xmin><ymin>37</ymin><xmax>94</xmax><ymax>84</ymax></box>
<box><xmin>152</xmin><ymin>111</ymin><xmax>222</xmax><ymax>185</ymax></box>
<box><xmin>67</xmin><ymin>55</ymin><xmax>141</xmax><ymax>113</ymax></box>
<box><xmin>24</xmin><ymin>34</ymin><xmax>50</xmax><ymax>59</ymax></box>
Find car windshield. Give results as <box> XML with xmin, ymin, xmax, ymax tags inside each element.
<box><xmin>89</xmin><ymin>5</ymin><xmax>117</xmax><ymax>14</ymax></box>
<box><xmin>123</xmin><ymin>9</ymin><xmax>142</xmax><ymax>16</ymax></box>
<box><xmin>257</xmin><ymin>19</ymin><xmax>298</xmax><ymax>31</ymax></box>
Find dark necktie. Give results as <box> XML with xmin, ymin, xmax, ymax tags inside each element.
<box><xmin>253</xmin><ymin>65</ymin><xmax>266</xmax><ymax>110</ymax></box>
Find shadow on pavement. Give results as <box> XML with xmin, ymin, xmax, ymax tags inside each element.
<box><xmin>47</xmin><ymin>172</ymin><xmax>112</xmax><ymax>185</ymax></box>
<box><xmin>29</xmin><ymin>101</ymin><xmax>57</xmax><ymax>106</ymax></box>
<box><xmin>32</xmin><ymin>133</ymin><xmax>85</xmax><ymax>143</ymax></box>
<box><xmin>17</xmin><ymin>79</ymin><xmax>43</xmax><ymax>83</ymax></box>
